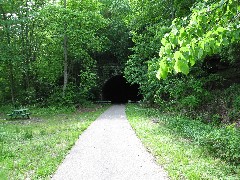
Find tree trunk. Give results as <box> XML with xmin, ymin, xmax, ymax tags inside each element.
<box><xmin>63</xmin><ymin>34</ymin><xmax>68</xmax><ymax>97</ymax></box>
<box><xmin>9</xmin><ymin>61</ymin><xmax>15</xmax><ymax>105</ymax></box>
<box><xmin>63</xmin><ymin>0</ymin><xmax>68</xmax><ymax>97</ymax></box>
<box><xmin>23</xmin><ymin>1</ymin><xmax>31</xmax><ymax>90</ymax></box>
<box><xmin>0</xmin><ymin>5</ymin><xmax>15</xmax><ymax>105</ymax></box>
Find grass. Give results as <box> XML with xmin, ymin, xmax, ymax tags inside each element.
<box><xmin>126</xmin><ymin>104</ymin><xmax>240</xmax><ymax>180</ymax></box>
<box><xmin>0</xmin><ymin>104</ymin><xmax>109</xmax><ymax>179</ymax></box>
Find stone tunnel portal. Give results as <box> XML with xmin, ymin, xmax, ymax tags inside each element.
<box><xmin>102</xmin><ymin>75</ymin><xmax>142</xmax><ymax>104</ymax></box>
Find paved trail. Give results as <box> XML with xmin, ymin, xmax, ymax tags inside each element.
<box><xmin>52</xmin><ymin>105</ymin><xmax>168</xmax><ymax>180</ymax></box>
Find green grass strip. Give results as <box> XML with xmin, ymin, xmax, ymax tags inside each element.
<box><xmin>0</xmin><ymin>105</ymin><xmax>109</xmax><ymax>179</ymax></box>
<box><xmin>126</xmin><ymin>104</ymin><xmax>240</xmax><ymax>180</ymax></box>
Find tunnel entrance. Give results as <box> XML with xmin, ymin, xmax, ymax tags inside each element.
<box><xmin>102</xmin><ymin>75</ymin><xmax>142</xmax><ymax>104</ymax></box>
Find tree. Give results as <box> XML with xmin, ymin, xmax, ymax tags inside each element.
<box><xmin>156</xmin><ymin>0</ymin><xmax>240</xmax><ymax>79</ymax></box>
<box><xmin>63</xmin><ymin>0</ymin><xmax>68</xmax><ymax>97</ymax></box>
<box><xmin>0</xmin><ymin>1</ymin><xmax>47</xmax><ymax>105</ymax></box>
<box><xmin>0</xmin><ymin>0</ymin><xmax>108</xmax><ymax>105</ymax></box>
<box><xmin>34</xmin><ymin>0</ymin><xmax>108</xmax><ymax>103</ymax></box>
<box><xmin>0</xmin><ymin>3</ymin><xmax>16</xmax><ymax>104</ymax></box>
<box><xmin>124</xmin><ymin>0</ymin><xmax>197</xmax><ymax>103</ymax></box>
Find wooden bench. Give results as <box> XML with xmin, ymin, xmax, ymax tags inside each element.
<box><xmin>7</xmin><ymin>109</ymin><xmax>30</xmax><ymax>119</ymax></box>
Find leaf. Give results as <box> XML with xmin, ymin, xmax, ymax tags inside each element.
<box><xmin>172</xmin><ymin>27</ymin><xmax>178</xmax><ymax>35</ymax></box>
<box><xmin>178</xmin><ymin>39</ymin><xmax>184</xmax><ymax>46</ymax></box>
<box><xmin>199</xmin><ymin>41</ymin><xmax>205</xmax><ymax>50</ymax></box>
<box><xmin>180</xmin><ymin>47</ymin><xmax>189</xmax><ymax>52</ymax></box>
<box><xmin>234</xmin><ymin>30</ymin><xmax>239</xmax><ymax>39</ymax></box>
<box><xmin>189</xmin><ymin>57</ymin><xmax>196</xmax><ymax>66</ymax></box>
<box><xmin>202</xmin><ymin>15</ymin><xmax>207</xmax><ymax>24</ymax></box>
<box><xmin>180</xmin><ymin>27</ymin><xmax>185</xmax><ymax>35</ymax></box>
<box><xmin>161</xmin><ymin>38</ymin><xmax>168</xmax><ymax>46</ymax></box>
<box><xmin>159</xmin><ymin>47</ymin><xmax>165</xmax><ymax>57</ymax></box>
<box><xmin>157</xmin><ymin>59</ymin><xmax>168</xmax><ymax>79</ymax></box>
<box><xmin>169</xmin><ymin>34</ymin><xmax>178</xmax><ymax>45</ymax></box>
<box><xmin>157</xmin><ymin>68</ymin><xmax>168</xmax><ymax>80</ymax></box>
<box><xmin>222</xmin><ymin>38</ymin><xmax>229</xmax><ymax>46</ymax></box>
<box><xmin>205</xmin><ymin>43</ymin><xmax>211</xmax><ymax>53</ymax></box>
<box><xmin>216</xmin><ymin>27</ymin><xmax>225</xmax><ymax>33</ymax></box>
<box><xmin>174</xmin><ymin>61</ymin><xmax>179</xmax><ymax>73</ymax></box>
<box><xmin>156</xmin><ymin>70</ymin><xmax>161</xmax><ymax>79</ymax></box>
<box><xmin>174</xmin><ymin>51</ymin><xmax>182</xmax><ymax>60</ymax></box>
<box><xmin>198</xmin><ymin>49</ymin><xmax>203</xmax><ymax>59</ymax></box>
<box><xmin>165</xmin><ymin>43</ymin><xmax>172</xmax><ymax>55</ymax></box>
<box><xmin>174</xmin><ymin>59</ymin><xmax>189</xmax><ymax>75</ymax></box>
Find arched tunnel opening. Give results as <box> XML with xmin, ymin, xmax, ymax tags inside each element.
<box><xmin>102</xmin><ymin>75</ymin><xmax>142</xmax><ymax>104</ymax></box>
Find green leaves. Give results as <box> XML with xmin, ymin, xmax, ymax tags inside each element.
<box><xmin>175</xmin><ymin>59</ymin><xmax>189</xmax><ymax>75</ymax></box>
<box><xmin>216</xmin><ymin>27</ymin><xmax>226</xmax><ymax>33</ymax></box>
<box><xmin>157</xmin><ymin>59</ymin><xmax>168</xmax><ymax>79</ymax></box>
<box><xmin>0</xmin><ymin>0</ymin><xmax>110</xmax><ymax>104</ymax></box>
<box><xmin>161</xmin><ymin>38</ymin><xmax>168</xmax><ymax>46</ymax></box>
<box><xmin>198</xmin><ymin>48</ymin><xmax>203</xmax><ymax>59</ymax></box>
<box><xmin>156</xmin><ymin>0</ymin><xmax>240</xmax><ymax>79</ymax></box>
<box><xmin>174</xmin><ymin>51</ymin><xmax>183</xmax><ymax>61</ymax></box>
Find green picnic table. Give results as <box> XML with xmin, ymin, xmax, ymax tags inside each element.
<box><xmin>7</xmin><ymin>108</ymin><xmax>30</xmax><ymax>119</ymax></box>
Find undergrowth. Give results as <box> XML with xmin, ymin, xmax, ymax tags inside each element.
<box><xmin>126</xmin><ymin>104</ymin><xmax>240</xmax><ymax>179</ymax></box>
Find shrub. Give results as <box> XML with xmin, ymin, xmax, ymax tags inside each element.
<box><xmin>141</xmin><ymin>106</ymin><xmax>240</xmax><ymax>165</ymax></box>
<box><xmin>203</xmin><ymin>124</ymin><xmax>240</xmax><ymax>164</ymax></box>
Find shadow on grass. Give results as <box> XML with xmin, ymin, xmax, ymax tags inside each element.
<box><xmin>150</xmin><ymin>110</ymin><xmax>240</xmax><ymax>165</ymax></box>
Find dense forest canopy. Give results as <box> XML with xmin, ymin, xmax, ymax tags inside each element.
<box><xmin>0</xmin><ymin>0</ymin><xmax>239</xmax><ymax>123</ymax></box>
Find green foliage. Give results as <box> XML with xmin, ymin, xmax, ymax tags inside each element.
<box><xmin>0</xmin><ymin>0</ymin><xmax>108</xmax><ymax>105</ymax></box>
<box><xmin>197</xmin><ymin>84</ymin><xmax>240</xmax><ymax>123</ymax></box>
<box><xmin>124</xmin><ymin>0</ymin><xmax>198</xmax><ymax>107</ymax></box>
<box><xmin>155</xmin><ymin>107</ymin><xmax>240</xmax><ymax>164</ymax></box>
<box><xmin>100</xmin><ymin>0</ymin><xmax>132</xmax><ymax>64</ymax></box>
<box><xmin>180</xmin><ymin>95</ymin><xmax>199</xmax><ymax>109</ymax></box>
<box><xmin>128</xmin><ymin>84</ymin><xmax>240</xmax><ymax>164</ymax></box>
<box><xmin>157</xmin><ymin>0</ymin><xmax>240</xmax><ymax>79</ymax></box>
<box><xmin>233</xmin><ymin>96</ymin><xmax>240</xmax><ymax>109</ymax></box>
<box><xmin>126</xmin><ymin>104</ymin><xmax>240</xmax><ymax>179</ymax></box>
<box><xmin>221</xmin><ymin>43</ymin><xmax>240</xmax><ymax>64</ymax></box>
<box><xmin>203</xmin><ymin>124</ymin><xmax>240</xmax><ymax>164</ymax></box>
<box><xmin>34</xmin><ymin>0</ymin><xmax>107</xmax><ymax>103</ymax></box>
<box><xmin>0</xmin><ymin>0</ymin><xmax>48</xmax><ymax>104</ymax></box>
<box><xmin>123</xmin><ymin>0</ymin><xmax>240</xmax><ymax>128</ymax></box>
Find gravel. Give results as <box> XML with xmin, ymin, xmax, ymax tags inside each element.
<box><xmin>52</xmin><ymin>105</ymin><xmax>169</xmax><ymax>180</ymax></box>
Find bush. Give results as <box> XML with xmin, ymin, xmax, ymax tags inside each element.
<box><xmin>204</xmin><ymin>124</ymin><xmax>240</xmax><ymax>164</ymax></box>
<box><xmin>48</xmin><ymin>83</ymin><xmax>88</xmax><ymax>106</ymax></box>
<box><xmin>180</xmin><ymin>95</ymin><xmax>200</xmax><ymax>109</ymax></box>
<box><xmin>132</xmin><ymin>107</ymin><xmax>240</xmax><ymax>165</ymax></box>
<box><xmin>142</xmin><ymin>106</ymin><xmax>240</xmax><ymax>165</ymax></box>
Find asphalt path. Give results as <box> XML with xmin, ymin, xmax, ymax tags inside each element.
<box><xmin>52</xmin><ymin>105</ymin><xmax>168</xmax><ymax>180</ymax></box>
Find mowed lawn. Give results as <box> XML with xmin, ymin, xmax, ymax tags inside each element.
<box><xmin>0</xmin><ymin>105</ymin><xmax>109</xmax><ymax>179</ymax></box>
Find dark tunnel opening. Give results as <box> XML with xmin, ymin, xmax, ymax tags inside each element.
<box><xmin>102</xmin><ymin>75</ymin><xmax>142</xmax><ymax>104</ymax></box>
